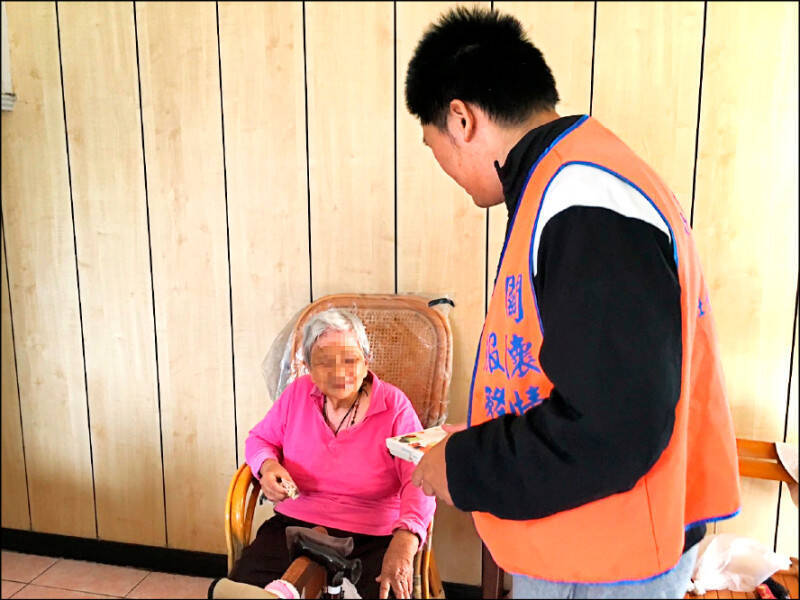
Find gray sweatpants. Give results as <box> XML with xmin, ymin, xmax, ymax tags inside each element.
<box><xmin>511</xmin><ymin>545</ymin><xmax>699</xmax><ymax>599</ymax></box>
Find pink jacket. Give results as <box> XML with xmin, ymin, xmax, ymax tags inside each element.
<box><xmin>245</xmin><ymin>372</ymin><xmax>436</xmax><ymax>542</ymax></box>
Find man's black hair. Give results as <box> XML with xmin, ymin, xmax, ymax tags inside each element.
<box><xmin>405</xmin><ymin>7</ymin><xmax>559</xmax><ymax>129</ymax></box>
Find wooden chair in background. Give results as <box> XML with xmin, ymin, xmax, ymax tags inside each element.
<box><xmin>225</xmin><ymin>293</ymin><xmax>453</xmax><ymax>598</ymax></box>
<box><xmin>685</xmin><ymin>439</ymin><xmax>798</xmax><ymax>599</ymax></box>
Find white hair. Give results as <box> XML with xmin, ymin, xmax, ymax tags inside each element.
<box><xmin>301</xmin><ymin>309</ymin><xmax>371</xmax><ymax>366</ymax></box>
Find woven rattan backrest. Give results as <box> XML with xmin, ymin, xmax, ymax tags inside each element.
<box><xmin>288</xmin><ymin>294</ymin><xmax>453</xmax><ymax>428</ymax></box>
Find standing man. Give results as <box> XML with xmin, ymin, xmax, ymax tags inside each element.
<box><xmin>406</xmin><ymin>7</ymin><xmax>741</xmax><ymax>598</ymax></box>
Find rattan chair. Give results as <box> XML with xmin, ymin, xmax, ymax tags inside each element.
<box><xmin>225</xmin><ymin>293</ymin><xmax>453</xmax><ymax>598</ymax></box>
<box><xmin>480</xmin><ymin>438</ymin><xmax>799</xmax><ymax>600</ymax></box>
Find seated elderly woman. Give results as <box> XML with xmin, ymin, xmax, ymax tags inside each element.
<box><xmin>225</xmin><ymin>309</ymin><xmax>436</xmax><ymax>599</ymax></box>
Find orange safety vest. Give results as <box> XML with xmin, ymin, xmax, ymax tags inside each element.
<box><xmin>468</xmin><ymin>115</ymin><xmax>741</xmax><ymax>583</ymax></box>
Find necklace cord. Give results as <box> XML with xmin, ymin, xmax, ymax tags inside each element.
<box><xmin>324</xmin><ymin>383</ymin><xmax>365</xmax><ymax>436</ymax></box>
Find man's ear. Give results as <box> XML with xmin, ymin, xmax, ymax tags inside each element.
<box><xmin>447</xmin><ymin>99</ymin><xmax>477</xmax><ymax>143</ymax></box>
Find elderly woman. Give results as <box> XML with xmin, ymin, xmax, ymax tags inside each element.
<box><xmin>226</xmin><ymin>309</ymin><xmax>436</xmax><ymax>599</ymax></box>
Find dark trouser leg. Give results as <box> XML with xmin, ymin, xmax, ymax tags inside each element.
<box><xmin>344</xmin><ymin>531</ymin><xmax>393</xmax><ymax>599</ymax></box>
<box><xmin>228</xmin><ymin>513</ymin><xmax>297</xmax><ymax>588</ymax></box>
<box><xmin>227</xmin><ymin>512</ymin><xmax>393</xmax><ymax>598</ymax></box>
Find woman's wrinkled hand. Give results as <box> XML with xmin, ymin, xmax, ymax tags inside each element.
<box><xmin>258</xmin><ymin>459</ymin><xmax>294</xmax><ymax>504</ymax></box>
<box><xmin>376</xmin><ymin>529</ymin><xmax>419</xmax><ymax>599</ymax></box>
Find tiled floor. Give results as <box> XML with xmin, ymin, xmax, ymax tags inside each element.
<box><xmin>1</xmin><ymin>552</ymin><xmax>213</xmax><ymax>599</ymax></box>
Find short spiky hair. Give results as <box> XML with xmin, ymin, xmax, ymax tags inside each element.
<box><xmin>405</xmin><ymin>7</ymin><xmax>559</xmax><ymax>129</ymax></box>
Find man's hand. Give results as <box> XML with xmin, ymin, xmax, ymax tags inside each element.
<box><xmin>258</xmin><ymin>459</ymin><xmax>294</xmax><ymax>503</ymax></box>
<box><xmin>376</xmin><ymin>529</ymin><xmax>419</xmax><ymax>599</ymax></box>
<box><xmin>411</xmin><ymin>422</ymin><xmax>466</xmax><ymax>506</ymax></box>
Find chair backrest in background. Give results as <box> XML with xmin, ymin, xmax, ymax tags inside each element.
<box><xmin>287</xmin><ymin>294</ymin><xmax>453</xmax><ymax>428</ymax></box>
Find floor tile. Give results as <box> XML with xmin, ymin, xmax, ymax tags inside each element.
<box><xmin>1</xmin><ymin>580</ymin><xmax>25</xmax><ymax>598</ymax></box>
<box><xmin>10</xmin><ymin>585</ymin><xmax>122</xmax><ymax>599</ymax></box>
<box><xmin>126</xmin><ymin>572</ymin><xmax>214</xmax><ymax>599</ymax></box>
<box><xmin>31</xmin><ymin>560</ymin><xmax>147</xmax><ymax>597</ymax></box>
<box><xmin>0</xmin><ymin>552</ymin><xmax>58</xmax><ymax>583</ymax></box>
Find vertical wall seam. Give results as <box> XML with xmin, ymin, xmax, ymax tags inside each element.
<box><xmin>0</xmin><ymin>215</ymin><xmax>33</xmax><ymax>529</ymax></box>
<box><xmin>54</xmin><ymin>0</ymin><xmax>99</xmax><ymax>539</ymax></box>
<box><xmin>393</xmin><ymin>1</ymin><xmax>398</xmax><ymax>295</ymax></box>
<box><xmin>690</xmin><ymin>2</ymin><xmax>708</xmax><ymax>227</ymax></box>
<box><xmin>488</xmin><ymin>1</ymin><xmax>494</xmax><ymax>316</ymax></box>
<box><xmin>589</xmin><ymin>2</ymin><xmax>597</xmax><ymax>115</ymax></box>
<box><xmin>302</xmin><ymin>2</ymin><xmax>313</xmax><ymax>303</ymax></box>
<box><xmin>781</xmin><ymin>284</ymin><xmax>799</xmax><ymax>444</ymax></box>
<box><xmin>215</xmin><ymin>2</ymin><xmax>239</xmax><ymax>469</ymax></box>
<box><xmin>774</xmin><ymin>282</ymin><xmax>799</xmax><ymax>551</ymax></box>
<box><xmin>132</xmin><ymin>0</ymin><xmax>169</xmax><ymax>547</ymax></box>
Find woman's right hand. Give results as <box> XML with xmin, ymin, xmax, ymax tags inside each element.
<box><xmin>258</xmin><ymin>459</ymin><xmax>294</xmax><ymax>503</ymax></box>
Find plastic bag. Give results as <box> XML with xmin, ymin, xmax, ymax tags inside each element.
<box><xmin>690</xmin><ymin>533</ymin><xmax>791</xmax><ymax>594</ymax></box>
<box><xmin>261</xmin><ymin>305</ymin><xmax>308</xmax><ymax>403</ymax></box>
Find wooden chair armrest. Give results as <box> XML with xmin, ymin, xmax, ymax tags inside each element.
<box><xmin>736</xmin><ymin>438</ymin><xmax>779</xmax><ymax>460</ymax></box>
<box><xmin>226</xmin><ymin>463</ymin><xmax>260</xmax><ymax>574</ymax></box>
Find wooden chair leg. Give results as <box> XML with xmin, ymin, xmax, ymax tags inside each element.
<box><xmin>428</xmin><ymin>550</ymin><xmax>445</xmax><ymax>599</ymax></box>
<box><xmin>414</xmin><ymin>550</ymin><xmax>424</xmax><ymax>599</ymax></box>
<box><xmin>482</xmin><ymin>543</ymin><xmax>505</xmax><ymax>599</ymax></box>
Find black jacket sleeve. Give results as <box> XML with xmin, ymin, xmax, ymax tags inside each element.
<box><xmin>446</xmin><ymin>206</ymin><xmax>683</xmax><ymax>520</ymax></box>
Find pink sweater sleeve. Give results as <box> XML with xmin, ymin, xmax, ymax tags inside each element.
<box><xmin>391</xmin><ymin>400</ymin><xmax>437</xmax><ymax>545</ymax></box>
<box><xmin>245</xmin><ymin>384</ymin><xmax>290</xmax><ymax>480</ymax></box>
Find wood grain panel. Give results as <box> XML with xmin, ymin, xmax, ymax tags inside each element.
<box><xmin>136</xmin><ymin>1</ymin><xmax>235</xmax><ymax>552</ymax></box>
<box><xmin>58</xmin><ymin>2</ymin><xmax>165</xmax><ymax>547</ymax></box>
<box><xmin>488</xmin><ymin>2</ymin><xmax>594</xmax><ymax>302</ymax></box>
<box><xmin>0</xmin><ymin>1</ymin><xmax>95</xmax><ymax>538</ymax></box>
<box><xmin>218</xmin><ymin>2</ymin><xmax>310</xmax><ymax>460</ymax></box>
<box><xmin>776</xmin><ymin>313</ymin><xmax>798</xmax><ymax>556</ymax></box>
<box><xmin>306</xmin><ymin>2</ymin><xmax>394</xmax><ymax>298</ymax></box>
<box><xmin>397</xmin><ymin>2</ymin><xmax>486</xmax><ymax>586</ymax></box>
<box><xmin>593</xmin><ymin>2</ymin><xmax>704</xmax><ymax>216</ymax></box>
<box><xmin>694</xmin><ymin>2</ymin><xmax>798</xmax><ymax>544</ymax></box>
<box><xmin>494</xmin><ymin>2</ymin><xmax>593</xmax><ymax>120</ymax></box>
<box><xmin>1</xmin><ymin>223</ymin><xmax>30</xmax><ymax>530</ymax></box>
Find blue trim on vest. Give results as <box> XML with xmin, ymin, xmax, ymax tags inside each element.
<box><xmin>509</xmin><ymin>558</ymin><xmax>683</xmax><ymax>588</ymax></box>
<box><xmin>466</xmin><ymin>322</ymin><xmax>486</xmax><ymax>427</ymax></box>
<box><xmin>492</xmin><ymin>115</ymin><xmax>590</xmax><ymax>293</ymax></box>
<box><xmin>684</xmin><ymin>507</ymin><xmax>740</xmax><ymax>531</ymax></box>
<box><xmin>532</xmin><ymin>161</ymin><xmax>679</xmax><ymax>271</ymax></box>
<box><xmin>527</xmin><ymin>160</ymin><xmax>680</xmax><ymax>334</ymax></box>
<box><xmin>469</xmin><ymin>116</ymin><xmax>590</xmax><ymax>422</ymax></box>
<box><xmin>506</xmin><ymin>508</ymin><xmax>740</xmax><ymax>586</ymax></box>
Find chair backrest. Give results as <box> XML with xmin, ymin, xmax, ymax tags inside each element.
<box><xmin>287</xmin><ymin>294</ymin><xmax>453</xmax><ymax>428</ymax></box>
<box><xmin>736</xmin><ymin>438</ymin><xmax>796</xmax><ymax>484</ymax></box>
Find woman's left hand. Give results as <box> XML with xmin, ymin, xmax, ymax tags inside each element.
<box><xmin>376</xmin><ymin>529</ymin><xmax>419</xmax><ymax>599</ymax></box>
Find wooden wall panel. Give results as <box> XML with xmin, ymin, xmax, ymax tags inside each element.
<box><xmin>218</xmin><ymin>2</ymin><xmax>310</xmax><ymax>459</ymax></box>
<box><xmin>1</xmin><ymin>223</ymin><xmax>30</xmax><ymax>530</ymax></box>
<box><xmin>306</xmin><ymin>2</ymin><xmax>394</xmax><ymax>298</ymax></box>
<box><xmin>58</xmin><ymin>1</ymin><xmax>165</xmax><ymax>546</ymax></box>
<box><xmin>494</xmin><ymin>2</ymin><xmax>593</xmax><ymax>124</ymax></box>
<box><xmin>136</xmin><ymin>1</ymin><xmax>235</xmax><ymax>553</ymax></box>
<box><xmin>776</xmin><ymin>314</ymin><xmax>797</xmax><ymax>556</ymax></box>
<box><xmin>0</xmin><ymin>1</ymin><xmax>95</xmax><ymax>538</ymax></box>
<box><xmin>488</xmin><ymin>2</ymin><xmax>594</xmax><ymax>301</ymax></box>
<box><xmin>397</xmin><ymin>2</ymin><xmax>486</xmax><ymax>586</ymax></box>
<box><xmin>694</xmin><ymin>2</ymin><xmax>798</xmax><ymax>544</ymax></box>
<box><xmin>593</xmin><ymin>2</ymin><xmax>704</xmax><ymax>216</ymax></box>
<box><xmin>1</xmin><ymin>0</ymin><xmax>797</xmax><ymax>574</ymax></box>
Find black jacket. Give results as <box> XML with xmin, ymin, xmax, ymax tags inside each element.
<box><xmin>445</xmin><ymin>116</ymin><xmax>705</xmax><ymax>551</ymax></box>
